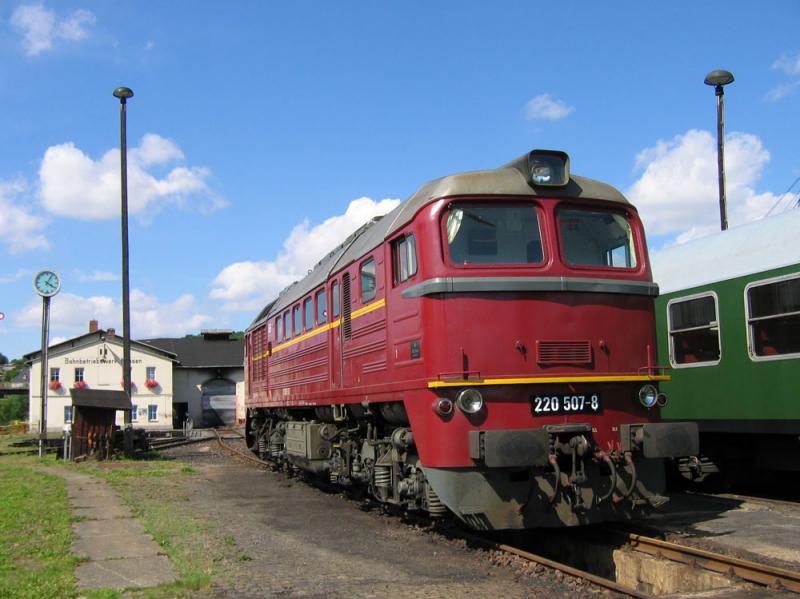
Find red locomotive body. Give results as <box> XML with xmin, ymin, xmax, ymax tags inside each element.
<box><xmin>245</xmin><ymin>150</ymin><xmax>698</xmax><ymax>529</ymax></box>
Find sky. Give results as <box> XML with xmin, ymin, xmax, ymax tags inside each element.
<box><xmin>1</xmin><ymin>1</ymin><xmax>798</xmax><ymax>360</ymax></box>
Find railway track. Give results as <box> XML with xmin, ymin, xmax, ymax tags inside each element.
<box><xmin>211</xmin><ymin>430</ymin><xmax>800</xmax><ymax>597</ymax></box>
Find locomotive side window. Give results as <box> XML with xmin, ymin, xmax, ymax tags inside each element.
<box><xmin>444</xmin><ymin>202</ymin><xmax>543</xmax><ymax>265</ymax></box>
<box><xmin>558</xmin><ymin>208</ymin><xmax>637</xmax><ymax>268</ymax></box>
<box><xmin>276</xmin><ymin>316</ymin><xmax>282</xmax><ymax>341</ymax></box>
<box><xmin>316</xmin><ymin>288</ymin><xmax>327</xmax><ymax>324</ymax></box>
<box><xmin>304</xmin><ymin>297</ymin><xmax>313</xmax><ymax>331</ymax></box>
<box><xmin>283</xmin><ymin>311</ymin><xmax>291</xmax><ymax>340</ymax></box>
<box><xmin>392</xmin><ymin>234</ymin><xmax>418</xmax><ymax>283</ymax></box>
<box><xmin>667</xmin><ymin>293</ymin><xmax>721</xmax><ymax>367</ymax></box>
<box><xmin>361</xmin><ymin>258</ymin><xmax>377</xmax><ymax>302</ymax></box>
<box><xmin>331</xmin><ymin>281</ymin><xmax>340</xmax><ymax>318</ymax></box>
<box><xmin>746</xmin><ymin>274</ymin><xmax>800</xmax><ymax>360</ymax></box>
<box><xmin>293</xmin><ymin>305</ymin><xmax>302</xmax><ymax>336</ymax></box>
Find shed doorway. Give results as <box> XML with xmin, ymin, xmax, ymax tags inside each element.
<box><xmin>200</xmin><ymin>378</ymin><xmax>236</xmax><ymax>427</ymax></box>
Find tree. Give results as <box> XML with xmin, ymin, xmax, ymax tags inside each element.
<box><xmin>0</xmin><ymin>353</ymin><xmax>8</xmax><ymax>365</ymax></box>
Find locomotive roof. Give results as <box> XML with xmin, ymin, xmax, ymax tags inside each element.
<box><xmin>651</xmin><ymin>209</ymin><xmax>800</xmax><ymax>295</ymax></box>
<box><xmin>248</xmin><ymin>153</ymin><xmax>631</xmax><ymax>330</ymax></box>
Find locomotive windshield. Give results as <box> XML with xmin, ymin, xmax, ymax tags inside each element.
<box><xmin>445</xmin><ymin>202</ymin><xmax>543</xmax><ymax>265</ymax></box>
<box><xmin>557</xmin><ymin>208</ymin><xmax>637</xmax><ymax>269</ymax></box>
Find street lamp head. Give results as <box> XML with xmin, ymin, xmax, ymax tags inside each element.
<box><xmin>704</xmin><ymin>69</ymin><xmax>734</xmax><ymax>87</ymax></box>
<box><xmin>113</xmin><ymin>87</ymin><xmax>134</xmax><ymax>103</ymax></box>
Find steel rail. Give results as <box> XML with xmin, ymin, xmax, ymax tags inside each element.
<box><xmin>610</xmin><ymin>529</ymin><xmax>800</xmax><ymax>593</ymax></box>
<box><xmin>457</xmin><ymin>529</ymin><xmax>654</xmax><ymax>599</ymax></box>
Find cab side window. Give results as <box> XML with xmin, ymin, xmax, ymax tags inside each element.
<box><xmin>361</xmin><ymin>258</ymin><xmax>376</xmax><ymax>302</ymax></box>
<box><xmin>392</xmin><ymin>234</ymin><xmax>417</xmax><ymax>284</ymax></box>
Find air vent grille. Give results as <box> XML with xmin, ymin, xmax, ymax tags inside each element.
<box><xmin>536</xmin><ymin>340</ymin><xmax>592</xmax><ymax>365</ymax></box>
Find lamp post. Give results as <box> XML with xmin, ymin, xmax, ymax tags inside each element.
<box><xmin>704</xmin><ymin>69</ymin><xmax>734</xmax><ymax>231</ymax></box>
<box><xmin>113</xmin><ymin>86</ymin><xmax>134</xmax><ymax>455</ymax></box>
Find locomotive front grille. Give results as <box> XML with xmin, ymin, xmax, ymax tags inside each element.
<box><xmin>536</xmin><ymin>340</ymin><xmax>592</xmax><ymax>365</ymax></box>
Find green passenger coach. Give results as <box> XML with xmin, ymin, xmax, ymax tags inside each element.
<box><xmin>651</xmin><ymin>209</ymin><xmax>800</xmax><ymax>482</ymax></box>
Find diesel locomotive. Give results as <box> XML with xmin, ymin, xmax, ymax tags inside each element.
<box><xmin>245</xmin><ymin>150</ymin><xmax>698</xmax><ymax>529</ymax></box>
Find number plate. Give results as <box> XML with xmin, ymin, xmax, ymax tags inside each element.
<box><xmin>531</xmin><ymin>393</ymin><xmax>602</xmax><ymax>415</ymax></box>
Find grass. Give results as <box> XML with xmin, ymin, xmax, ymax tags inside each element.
<box><xmin>0</xmin><ymin>453</ymin><xmax>239</xmax><ymax>599</ymax></box>
<box><xmin>0</xmin><ymin>457</ymin><xmax>77</xmax><ymax>599</ymax></box>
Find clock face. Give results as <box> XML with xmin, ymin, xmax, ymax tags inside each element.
<box><xmin>33</xmin><ymin>270</ymin><xmax>61</xmax><ymax>297</ymax></box>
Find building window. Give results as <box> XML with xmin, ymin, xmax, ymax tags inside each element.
<box><xmin>304</xmin><ymin>297</ymin><xmax>313</xmax><ymax>331</ymax></box>
<box><xmin>50</xmin><ymin>367</ymin><xmax>60</xmax><ymax>382</ymax></box>
<box><xmin>361</xmin><ymin>258</ymin><xmax>376</xmax><ymax>302</ymax></box>
<box><xmin>64</xmin><ymin>406</ymin><xmax>73</xmax><ymax>424</ymax></box>
<box><xmin>393</xmin><ymin>234</ymin><xmax>418</xmax><ymax>284</ymax></box>
<box><xmin>746</xmin><ymin>274</ymin><xmax>800</xmax><ymax>360</ymax></box>
<box><xmin>667</xmin><ymin>293</ymin><xmax>721</xmax><ymax>366</ymax></box>
<box><xmin>293</xmin><ymin>305</ymin><xmax>302</xmax><ymax>336</ymax></box>
<box><xmin>148</xmin><ymin>405</ymin><xmax>158</xmax><ymax>422</ymax></box>
<box><xmin>316</xmin><ymin>288</ymin><xmax>327</xmax><ymax>325</ymax></box>
<box><xmin>332</xmin><ymin>282</ymin><xmax>340</xmax><ymax>319</ymax></box>
<box><xmin>74</xmin><ymin>367</ymin><xmax>84</xmax><ymax>382</ymax></box>
<box><xmin>131</xmin><ymin>405</ymin><xmax>138</xmax><ymax>422</ymax></box>
<box><xmin>146</xmin><ymin>366</ymin><xmax>156</xmax><ymax>381</ymax></box>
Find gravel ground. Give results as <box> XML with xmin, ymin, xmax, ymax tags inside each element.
<box><xmin>164</xmin><ymin>440</ymin><xmax>614</xmax><ymax>599</ymax></box>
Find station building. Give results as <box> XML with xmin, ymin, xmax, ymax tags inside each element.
<box><xmin>26</xmin><ymin>321</ymin><xmax>244</xmax><ymax>432</ymax></box>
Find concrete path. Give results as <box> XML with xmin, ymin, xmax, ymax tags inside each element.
<box><xmin>48</xmin><ymin>469</ymin><xmax>178</xmax><ymax>590</ymax></box>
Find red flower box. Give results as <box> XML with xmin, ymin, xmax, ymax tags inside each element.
<box><xmin>73</xmin><ymin>380</ymin><xmax>88</xmax><ymax>389</ymax></box>
<box><xmin>48</xmin><ymin>380</ymin><xmax>61</xmax><ymax>391</ymax></box>
<box><xmin>145</xmin><ymin>379</ymin><xmax>159</xmax><ymax>389</ymax></box>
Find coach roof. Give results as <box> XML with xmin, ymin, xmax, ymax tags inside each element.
<box><xmin>249</xmin><ymin>152</ymin><xmax>630</xmax><ymax>329</ymax></box>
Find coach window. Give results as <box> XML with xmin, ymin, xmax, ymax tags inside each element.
<box><xmin>283</xmin><ymin>311</ymin><xmax>291</xmax><ymax>340</ymax></box>
<box><xmin>558</xmin><ymin>208</ymin><xmax>637</xmax><ymax>269</ymax></box>
<box><xmin>316</xmin><ymin>288</ymin><xmax>327</xmax><ymax>324</ymax></box>
<box><xmin>746</xmin><ymin>274</ymin><xmax>800</xmax><ymax>360</ymax></box>
<box><xmin>392</xmin><ymin>234</ymin><xmax>417</xmax><ymax>284</ymax></box>
<box><xmin>361</xmin><ymin>258</ymin><xmax>376</xmax><ymax>302</ymax></box>
<box><xmin>293</xmin><ymin>305</ymin><xmax>302</xmax><ymax>336</ymax></box>
<box><xmin>331</xmin><ymin>282</ymin><xmax>340</xmax><ymax>318</ymax></box>
<box><xmin>445</xmin><ymin>202</ymin><xmax>543</xmax><ymax>265</ymax></box>
<box><xmin>304</xmin><ymin>297</ymin><xmax>314</xmax><ymax>331</ymax></box>
<box><xmin>667</xmin><ymin>293</ymin><xmax>721</xmax><ymax>367</ymax></box>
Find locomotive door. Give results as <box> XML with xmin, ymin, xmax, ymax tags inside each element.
<box><xmin>329</xmin><ymin>278</ymin><xmax>343</xmax><ymax>388</ymax></box>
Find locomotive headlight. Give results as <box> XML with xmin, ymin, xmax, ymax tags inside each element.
<box><xmin>433</xmin><ymin>397</ymin><xmax>454</xmax><ymax>417</ymax></box>
<box><xmin>527</xmin><ymin>150</ymin><xmax>569</xmax><ymax>187</ymax></box>
<box><xmin>638</xmin><ymin>384</ymin><xmax>658</xmax><ymax>408</ymax></box>
<box><xmin>456</xmin><ymin>388</ymin><xmax>484</xmax><ymax>414</ymax></box>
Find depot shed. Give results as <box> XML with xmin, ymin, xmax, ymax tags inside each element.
<box><xmin>69</xmin><ymin>388</ymin><xmax>131</xmax><ymax>459</ymax></box>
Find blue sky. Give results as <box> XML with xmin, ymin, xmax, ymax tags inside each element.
<box><xmin>1</xmin><ymin>1</ymin><xmax>798</xmax><ymax>360</ymax></box>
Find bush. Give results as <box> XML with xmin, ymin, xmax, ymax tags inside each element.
<box><xmin>0</xmin><ymin>395</ymin><xmax>28</xmax><ymax>424</ymax></box>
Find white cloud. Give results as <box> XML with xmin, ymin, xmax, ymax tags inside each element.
<box><xmin>524</xmin><ymin>94</ymin><xmax>575</xmax><ymax>121</ymax></box>
<box><xmin>0</xmin><ymin>179</ymin><xmax>48</xmax><ymax>253</ymax></box>
<box><xmin>76</xmin><ymin>270</ymin><xmax>120</xmax><ymax>282</ymax></box>
<box><xmin>15</xmin><ymin>290</ymin><xmax>213</xmax><ymax>341</ymax></box>
<box><xmin>0</xmin><ymin>268</ymin><xmax>30</xmax><ymax>285</ymax></box>
<box><xmin>211</xmin><ymin>196</ymin><xmax>401</xmax><ymax>312</ymax></box>
<box><xmin>766</xmin><ymin>80</ymin><xmax>800</xmax><ymax>102</ymax></box>
<box><xmin>38</xmin><ymin>133</ymin><xmax>225</xmax><ymax>221</ymax></box>
<box><xmin>772</xmin><ymin>52</ymin><xmax>800</xmax><ymax>76</ymax></box>
<box><xmin>628</xmin><ymin>129</ymin><xmax>794</xmax><ymax>242</ymax></box>
<box><xmin>11</xmin><ymin>3</ymin><xmax>95</xmax><ymax>56</ymax></box>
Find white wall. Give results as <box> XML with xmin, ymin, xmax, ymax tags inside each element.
<box><xmin>28</xmin><ymin>337</ymin><xmax>174</xmax><ymax>431</ymax></box>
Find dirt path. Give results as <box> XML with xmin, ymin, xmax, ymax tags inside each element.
<box><xmin>169</xmin><ymin>442</ymin><xmax>603</xmax><ymax>598</ymax></box>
